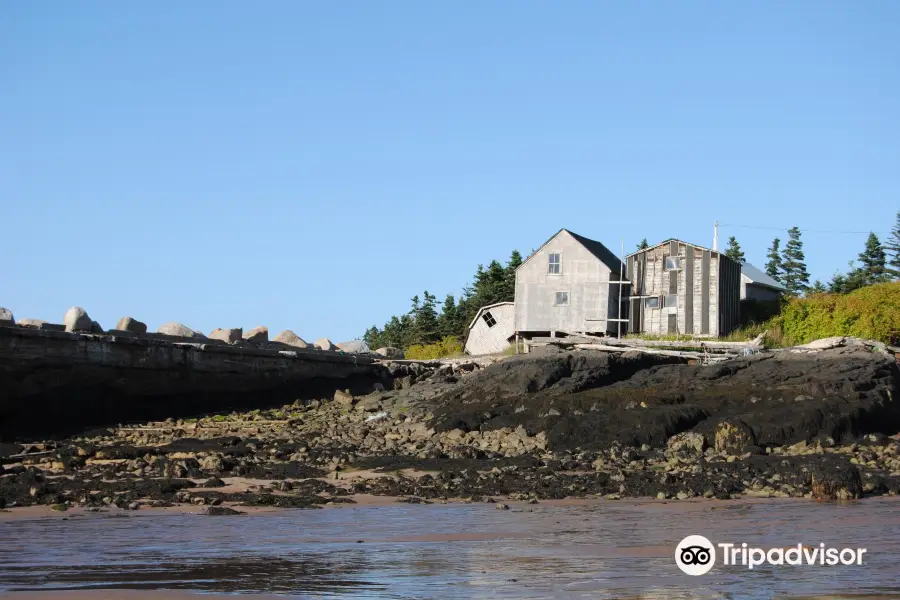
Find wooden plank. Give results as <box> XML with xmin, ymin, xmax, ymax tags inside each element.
<box><xmin>684</xmin><ymin>247</ymin><xmax>694</xmax><ymax>333</ymax></box>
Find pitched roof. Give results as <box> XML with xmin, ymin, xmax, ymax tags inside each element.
<box><xmin>741</xmin><ymin>262</ymin><xmax>786</xmax><ymax>291</ymax></box>
<box><xmin>467</xmin><ymin>302</ymin><xmax>514</xmax><ymax>330</ymax></box>
<box><xmin>565</xmin><ymin>230</ymin><xmax>625</xmax><ymax>273</ymax></box>
<box><xmin>625</xmin><ymin>238</ymin><xmax>717</xmax><ymax>258</ymax></box>
<box><xmin>518</xmin><ymin>229</ymin><xmax>623</xmax><ymax>273</ymax></box>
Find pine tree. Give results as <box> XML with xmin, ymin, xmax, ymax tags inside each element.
<box><xmin>636</xmin><ymin>238</ymin><xmax>649</xmax><ymax>251</ymax></box>
<box><xmin>438</xmin><ymin>294</ymin><xmax>461</xmax><ymax>338</ymax></box>
<box><xmin>858</xmin><ymin>232</ymin><xmax>889</xmax><ymax>285</ymax></box>
<box><xmin>808</xmin><ymin>280</ymin><xmax>827</xmax><ymax>295</ymax></box>
<box><xmin>884</xmin><ymin>211</ymin><xmax>900</xmax><ymax>279</ymax></box>
<box><xmin>781</xmin><ymin>227</ymin><xmax>810</xmax><ymax>296</ymax></box>
<box><xmin>725</xmin><ymin>236</ymin><xmax>745</xmax><ymax>264</ymax></box>
<box><xmin>765</xmin><ymin>238</ymin><xmax>783</xmax><ymax>282</ymax></box>
<box><xmin>502</xmin><ymin>250</ymin><xmax>523</xmax><ymax>301</ymax></box>
<box><xmin>416</xmin><ymin>291</ymin><xmax>440</xmax><ymax>344</ymax></box>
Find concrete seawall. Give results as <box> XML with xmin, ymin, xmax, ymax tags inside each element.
<box><xmin>0</xmin><ymin>326</ymin><xmax>387</xmax><ymax>439</ymax></box>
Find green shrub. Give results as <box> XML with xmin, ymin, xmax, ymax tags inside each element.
<box><xmin>778</xmin><ymin>282</ymin><xmax>900</xmax><ymax>345</ymax></box>
<box><xmin>405</xmin><ymin>336</ymin><xmax>464</xmax><ymax>360</ymax></box>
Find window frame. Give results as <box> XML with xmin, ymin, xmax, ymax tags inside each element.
<box><xmin>664</xmin><ymin>294</ymin><xmax>678</xmax><ymax>309</ymax></box>
<box><xmin>645</xmin><ymin>297</ymin><xmax>660</xmax><ymax>309</ymax></box>
<box><xmin>664</xmin><ymin>255</ymin><xmax>682</xmax><ymax>271</ymax></box>
<box><xmin>548</xmin><ymin>252</ymin><xmax>562</xmax><ymax>275</ymax></box>
<box><xmin>554</xmin><ymin>291</ymin><xmax>570</xmax><ymax>306</ymax></box>
<box><xmin>482</xmin><ymin>311</ymin><xmax>497</xmax><ymax>328</ymax></box>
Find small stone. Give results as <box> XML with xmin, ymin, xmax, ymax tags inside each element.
<box><xmin>204</xmin><ymin>506</ymin><xmax>245</xmax><ymax>516</ymax></box>
<box><xmin>243</xmin><ymin>326</ymin><xmax>268</xmax><ymax>344</ymax></box>
<box><xmin>209</xmin><ymin>328</ymin><xmax>242</xmax><ymax>343</ymax></box>
<box><xmin>656</xmin><ymin>492</ymin><xmax>667</xmax><ymax>500</ymax></box>
<box><xmin>64</xmin><ymin>307</ymin><xmax>92</xmax><ymax>332</ymax></box>
<box><xmin>667</xmin><ymin>432</ymin><xmax>706</xmax><ymax>456</ymax></box>
<box><xmin>495</xmin><ymin>503</ymin><xmax>510</xmax><ymax>510</ymax></box>
<box><xmin>127</xmin><ymin>502</ymin><xmax>140</xmax><ymax>511</ymax></box>
<box><xmin>115</xmin><ymin>317</ymin><xmax>147</xmax><ymax>334</ymax></box>
<box><xmin>676</xmin><ymin>491</ymin><xmax>690</xmax><ymax>500</ymax></box>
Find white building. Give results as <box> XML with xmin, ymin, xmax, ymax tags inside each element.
<box><xmin>740</xmin><ymin>263</ymin><xmax>786</xmax><ymax>302</ymax></box>
<box><xmin>464</xmin><ymin>302</ymin><xmax>515</xmax><ymax>355</ymax></box>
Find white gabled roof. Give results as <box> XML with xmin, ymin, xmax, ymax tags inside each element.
<box><xmin>467</xmin><ymin>302</ymin><xmax>514</xmax><ymax>330</ymax></box>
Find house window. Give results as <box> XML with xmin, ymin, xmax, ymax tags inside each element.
<box><xmin>664</xmin><ymin>294</ymin><xmax>678</xmax><ymax>308</ymax></box>
<box><xmin>482</xmin><ymin>311</ymin><xmax>497</xmax><ymax>328</ymax></box>
<box><xmin>645</xmin><ymin>297</ymin><xmax>659</xmax><ymax>309</ymax></box>
<box><xmin>548</xmin><ymin>253</ymin><xmax>561</xmax><ymax>274</ymax></box>
<box><xmin>664</xmin><ymin>256</ymin><xmax>682</xmax><ymax>270</ymax></box>
<box><xmin>554</xmin><ymin>291</ymin><xmax>569</xmax><ymax>306</ymax></box>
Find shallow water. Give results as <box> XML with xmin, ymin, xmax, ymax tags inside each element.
<box><xmin>1</xmin><ymin>498</ymin><xmax>899</xmax><ymax>599</ymax></box>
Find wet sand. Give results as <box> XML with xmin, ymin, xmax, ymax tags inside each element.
<box><xmin>1</xmin><ymin>497</ymin><xmax>898</xmax><ymax>599</ymax></box>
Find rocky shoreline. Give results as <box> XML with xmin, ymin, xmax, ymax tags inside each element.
<box><xmin>2</xmin><ymin>345</ymin><xmax>899</xmax><ymax>513</ymax></box>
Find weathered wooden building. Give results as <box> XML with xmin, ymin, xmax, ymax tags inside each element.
<box><xmin>625</xmin><ymin>239</ymin><xmax>741</xmax><ymax>337</ymax></box>
<box><xmin>514</xmin><ymin>229</ymin><xmax>627</xmax><ymax>339</ymax></box>
<box><xmin>464</xmin><ymin>302</ymin><xmax>515</xmax><ymax>355</ymax></box>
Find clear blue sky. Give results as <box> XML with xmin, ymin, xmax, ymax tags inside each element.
<box><xmin>2</xmin><ymin>2</ymin><xmax>897</xmax><ymax>341</ymax></box>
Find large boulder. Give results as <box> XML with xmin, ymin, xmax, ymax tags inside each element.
<box><xmin>810</xmin><ymin>457</ymin><xmax>863</xmax><ymax>500</ymax></box>
<box><xmin>334</xmin><ymin>389</ymin><xmax>355</xmax><ymax>406</ymax></box>
<box><xmin>666</xmin><ymin>432</ymin><xmax>707</xmax><ymax>456</ymax></box>
<box><xmin>64</xmin><ymin>307</ymin><xmax>93</xmax><ymax>332</ymax></box>
<box><xmin>157</xmin><ymin>322</ymin><xmax>205</xmax><ymax>339</ymax></box>
<box><xmin>274</xmin><ymin>330</ymin><xmax>308</xmax><ymax>348</ymax></box>
<box><xmin>209</xmin><ymin>328</ymin><xmax>242</xmax><ymax>343</ymax></box>
<box><xmin>0</xmin><ymin>308</ymin><xmax>14</xmax><ymax>326</ymax></box>
<box><xmin>715</xmin><ymin>420</ymin><xmax>757</xmax><ymax>455</ymax></box>
<box><xmin>115</xmin><ymin>317</ymin><xmax>147</xmax><ymax>335</ymax></box>
<box><xmin>375</xmin><ymin>347</ymin><xmax>405</xmax><ymax>360</ymax></box>
<box><xmin>314</xmin><ymin>337</ymin><xmax>337</xmax><ymax>351</ymax></box>
<box><xmin>17</xmin><ymin>318</ymin><xmax>45</xmax><ymax>329</ymax></box>
<box><xmin>243</xmin><ymin>326</ymin><xmax>268</xmax><ymax>344</ymax></box>
<box><xmin>337</xmin><ymin>340</ymin><xmax>371</xmax><ymax>354</ymax></box>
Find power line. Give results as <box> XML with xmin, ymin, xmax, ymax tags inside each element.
<box><xmin>719</xmin><ymin>223</ymin><xmax>890</xmax><ymax>236</ymax></box>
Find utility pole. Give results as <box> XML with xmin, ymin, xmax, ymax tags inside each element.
<box><xmin>713</xmin><ymin>220</ymin><xmax>719</xmax><ymax>251</ymax></box>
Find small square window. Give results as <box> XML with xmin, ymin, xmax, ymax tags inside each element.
<box><xmin>664</xmin><ymin>256</ymin><xmax>681</xmax><ymax>270</ymax></box>
<box><xmin>664</xmin><ymin>294</ymin><xmax>678</xmax><ymax>308</ymax></box>
<box><xmin>645</xmin><ymin>297</ymin><xmax>659</xmax><ymax>309</ymax></box>
<box><xmin>482</xmin><ymin>311</ymin><xmax>497</xmax><ymax>328</ymax></box>
<box><xmin>548</xmin><ymin>253</ymin><xmax>561</xmax><ymax>274</ymax></box>
<box><xmin>554</xmin><ymin>291</ymin><xmax>569</xmax><ymax>306</ymax></box>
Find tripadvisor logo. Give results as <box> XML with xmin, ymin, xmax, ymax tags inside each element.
<box><xmin>675</xmin><ymin>535</ymin><xmax>867</xmax><ymax>575</ymax></box>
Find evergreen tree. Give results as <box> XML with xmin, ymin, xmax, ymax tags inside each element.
<box><xmin>502</xmin><ymin>250</ymin><xmax>522</xmax><ymax>301</ymax></box>
<box><xmin>438</xmin><ymin>294</ymin><xmax>461</xmax><ymax>338</ymax></box>
<box><xmin>781</xmin><ymin>227</ymin><xmax>810</xmax><ymax>296</ymax></box>
<box><xmin>725</xmin><ymin>236</ymin><xmax>745</xmax><ymax>264</ymax></box>
<box><xmin>886</xmin><ymin>211</ymin><xmax>900</xmax><ymax>278</ymax></box>
<box><xmin>765</xmin><ymin>238</ymin><xmax>783</xmax><ymax>282</ymax></box>
<box><xmin>415</xmin><ymin>291</ymin><xmax>440</xmax><ymax>344</ymax></box>
<box><xmin>636</xmin><ymin>238</ymin><xmax>649</xmax><ymax>251</ymax></box>
<box><xmin>808</xmin><ymin>280</ymin><xmax>827</xmax><ymax>295</ymax></box>
<box><xmin>858</xmin><ymin>232</ymin><xmax>889</xmax><ymax>285</ymax></box>
<box><xmin>828</xmin><ymin>261</ymin><xmax>867</xmax><ymax>294</ymax></box>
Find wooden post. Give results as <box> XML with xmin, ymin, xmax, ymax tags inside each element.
<box><xmin>617</xmin><ymin>239</ymin><xmax>624</xmax><ymax>338</ymax></box>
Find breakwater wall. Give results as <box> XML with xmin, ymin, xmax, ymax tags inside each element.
<box><xmin>0</xmin><ymin>326</ymin><xmax>387</xmax><ymax>439</ymax></box>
